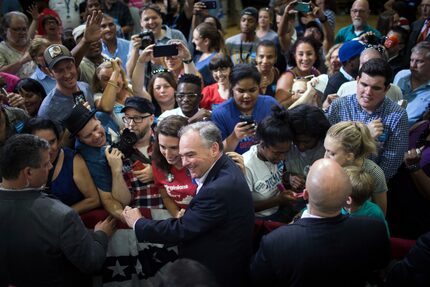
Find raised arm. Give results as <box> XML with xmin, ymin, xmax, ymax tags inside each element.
<box><xmin>131</xmin><ymin>44</ymin><xmax>154</xmax><ymax>100</ymax></box>
<box><xmin>278</xmin><ymin>1</ymin><xmax>297</xmax><ymax>54</ymax></box>
<box><xmin>72</xmin><ymin>10</ymin><xmax>103</xmax><ymax>67</ymax></box>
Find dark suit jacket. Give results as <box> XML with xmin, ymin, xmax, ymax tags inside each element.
<box><xmin>386</xmin><ymin>231</ymin><xmax>430</xmax><ymax>287</ymax></box>
<box><xmin>324</xmin><ymin>71</ymin><xmax>350</xmax><ymax>98</ymax></box>
<box><xmin>135</xmin><ymin>154</ymin><xmax>255</xmax><ymax>287</ymax></box>
<box><xmin>406</xmin><ymin>19</ymin><xmax>430</xmax><ymax>60</ymax></box>
<box><xmin>251</xmin><ymin>214</ymin><xmax>390</xmax><ymax>287</ymax></box>
<box><xmin>0</xmin><ymin>189</ymin><xmax>108</xmax><ymax>287</ymax></box>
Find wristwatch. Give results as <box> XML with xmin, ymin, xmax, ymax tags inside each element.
<box><xmin>406</xmin><ymin>164</ymin><xmax>421</xmax><ymax>172</ymax></box>
<box><xmin>183</xmin><ymin>58</ymin><xmax>193</xmax><ymax>64</ymax></box>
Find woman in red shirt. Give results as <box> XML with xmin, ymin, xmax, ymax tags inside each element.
<box><xmin>151</xmin><ymin>115</ymin><xmax>197</xmax><ymax>218</ymax></box>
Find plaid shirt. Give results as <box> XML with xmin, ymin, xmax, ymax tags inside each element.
<box><xmin>328</xmin><ymin>95</ymin><xmax>409</xmax><ymax>180</ymax></box>
<box><xmin>122</xmin><ymin>155</ymin><xmax>164</xmax><ymax>209</ymax></box>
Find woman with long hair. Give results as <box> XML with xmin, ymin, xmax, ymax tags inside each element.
<box><xmin>276</xmin><ymin>36</ymin><xmax>321</xmax><ymax>108</ymax></box>
<box><xmin>151</xmin><ymin>115</ymin><xmax>196</xmax><ymax>218</ymax></box>
<box><xmin>192</xmin><ymin>22</ymin><xmax>226</xmax><ymax>86</ymax></box>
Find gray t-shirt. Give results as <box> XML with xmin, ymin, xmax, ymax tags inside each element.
<box><xmin>38</xmin><ymin>81</ymin><xmax>95</xmax><ymax>127</ymax></box>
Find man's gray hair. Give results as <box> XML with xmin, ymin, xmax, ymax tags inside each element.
<box><xmin>1</xmin><ymin>11</ymin><xmax>29</xmax><ymax>39</ymax></box>
<box><xmin>179</xmin><ymin>121</ymin><xmax>224</xmax><ymax>151</ymax></box>
<box><xmin>412</xmin><ymin>41</ymin><xmax>430</xmax><ymax>59</ymax></box>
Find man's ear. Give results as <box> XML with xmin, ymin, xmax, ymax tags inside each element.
<box><xmin>303</xmin><ymin>188</ymin><xmax>309</xmax><ymax>201</ymax></box>
<box><xmin>210</xmin><ymin>142</ymin><xmax>219</xmax><ymax>157</ymax></box>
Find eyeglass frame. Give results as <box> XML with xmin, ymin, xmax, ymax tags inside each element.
<box><xmin>122</xmin><ymin>114</ymin><xmax>152</xmax><ymax>124</ymax></box>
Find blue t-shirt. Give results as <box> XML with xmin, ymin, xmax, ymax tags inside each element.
<box><xmin>194</xmin><ymin>52</ymin><xmax>216</xmax><ymax>86</ymax></box>
<box><xmin>75</xmin><ymin>112</ymin><xmax>119</xmax><ymax>193</ymax></box>
<box><xmin>211</xmin><ymin>95</ymin><xmax>280</xmax><ymax>154</ymax></box>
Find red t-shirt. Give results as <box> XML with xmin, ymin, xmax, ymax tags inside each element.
<box><xmin>152</xmin><ymin>163</ymin><xmax>197</xmax><ymax>209</ymax></box>
<box><xmin>200</xmin><ymin>83</ymin><xmax>227</xmax><ymax>110</ymax></box>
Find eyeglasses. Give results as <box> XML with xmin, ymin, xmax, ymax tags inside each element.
<box><xmin>122</xmin><ymin>114</ymin><xmax>152</xmax><ymax>123</ymax></box>
<box><xmin>350</xmin><ymin>9</ymin><xmax>367</xmax><ymax>14</ymax></box>
<box><xmin>8</xmin><ymin>26</ymin><xmax>27</xmax><ymax>33</ymax></box>
<box><xmin>175</xmin><ymin>93</ymin><xmax>200</xmax><ymax>100</ymax></box>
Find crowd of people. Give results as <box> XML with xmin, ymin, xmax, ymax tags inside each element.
<box><xmin>1</xmin><ymin>0</ymin><xmax>430</xmax><ymax>286</ymax></box>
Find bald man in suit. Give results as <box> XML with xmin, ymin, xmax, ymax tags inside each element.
<box><xmin>251</xmin><ymin>159</ymin><xmax>390</xmax><ymax>287</ymax></box>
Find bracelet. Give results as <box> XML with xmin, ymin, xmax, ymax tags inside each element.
<box><xmin>320</xmin><ymin>16</ymin><xmax>328</xmax><ymax>23</ymax></box>
<box><xmin>406</xmin><ymin>164</ymin><xmax>421</xmax><ymax>172</ymax></box>
<box><xmin>107</xmin><ymin>81</ymin><xmax>120</xmax><ymax>89</ymax></box>
<box><xmin>183</xmin><ymin>58</ymin><xmax>193</xmax><ymax>64</ymax></box>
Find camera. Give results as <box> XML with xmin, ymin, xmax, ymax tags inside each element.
<box><xmin>138</xmin><ymin>30</ymin><xmax>155</xmax><ymax>50</ymax></box>
<box><xmin>110</xmin><ymin>128</ymin><xmax>138</xmax><ymax>158</ymax></box>
<box><xmin>366</xmin><ymin>34</ymin><xmax>387</xmax><ymax>46</ymax></box>
<box><xmin>239</xmin><ymin>114</ymin><xmax>255</xmax><ymax>125</ymax></box>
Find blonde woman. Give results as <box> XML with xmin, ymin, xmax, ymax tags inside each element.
<box><xmin>324</xmin><ymin>121</ymin><xmax>388</xmax><ymax>215</ymax></box>
<box><xmin>93</xmin><ymin>58</ymin><xmax>132</xmax><ymax>129</ymax></box>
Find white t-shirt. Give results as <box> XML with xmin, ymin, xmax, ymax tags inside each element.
<box><xmin>337</xmin><ymin>81</ymin><xmax>403</xmax><ymax>103</ymax></box>
<box><xmin>243</xmin><ymin>145</ymin><xmax>283</xmax><ymax>217</ymax></box>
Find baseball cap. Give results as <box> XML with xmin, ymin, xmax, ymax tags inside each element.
<box><xmin>121</xmin><ymin>96</ymin><xmax>155</xmax><ymax>114</ymax></box>
<box><xmin>44</xmin><ymin>44</ymin><xmax>75</xmax><ymax>70</ymax></box>
<box><xmin>240</xmin><ymin>7</ymin><xmax>258</xmax><ymax>21</ymax></box>
<box><xmin>72</xmin><ymin>24</ymin><xmax>86</xmax><ymax>42</ymax></box>
<box><xmin>338</xmin><ymin>40</ymin><xmax>366</xmax><ymax>63</ymax></box>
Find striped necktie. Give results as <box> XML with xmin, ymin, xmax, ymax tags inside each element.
<box><xmin>418</xmin><ymin>20</ymin><xmax>430</xmax><ymax>42</ymax></box>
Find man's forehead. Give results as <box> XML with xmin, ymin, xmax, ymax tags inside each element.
<box><xmin>178</xmin><ymin>82</ymin><xmax>200</xmax><ymax>93</ymax></box>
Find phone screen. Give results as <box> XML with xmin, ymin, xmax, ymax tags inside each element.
<box><xmin>72</xmin><ymin>91</ymin><xmax>86</xmax><ymax>105</ymax></box>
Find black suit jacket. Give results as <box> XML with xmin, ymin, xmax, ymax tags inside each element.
<box><xmin>406</xmin><ymin>19</ymin><xmax>430</xmax><ymax>60</ymax></box>
<box><xmin>251</xmin><ymin>214</ymin><xmax>390</xmax><ymax>287</ymax></box>
<box><xmin>135</xmin><ymin>154</ymin><xmax>255</xmax><ymax>287</ymax></box>
<box><xmin>324</xmin><ymin>71</ymin><xmax>350</xmax><ymax>98</ymax></box>
<box><xmin>0</xmin><ymin>189</ymin><xmax>108</xmax><ymax>287</ymax></box>
<box><xmin>386</xmin><ymin>231</ymin><xmax>430</xmax><ymax>286</ymax></box>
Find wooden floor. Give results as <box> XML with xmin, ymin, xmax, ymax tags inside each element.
<box><xmin>224</xmin><ymin>15</ymin><xmax>378</xmax><ymax>38</ymax></box>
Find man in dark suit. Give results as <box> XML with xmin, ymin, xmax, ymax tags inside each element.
<box><xmin>251</xmin><ymin>158</ymin><xmax>390</xmax><ymax>287</ymax></box>
<box><xmin>0</xmin><ymin>134</ymin><xmax>116</xmax><ymax>287</ymax></box>
<box><xmin>123</xmin><ymin>122</ymin><xmax>255</xmax><ymax>287</ymax></box>
<box><xmin>406</xmin><ymin>0</ymin><xmax>430</xmax><ymax>59</ymax></box>
<box><xmin>324</xmin><ymin>40</ymin><xmax>365</xmax><ymax>98</ymax></box>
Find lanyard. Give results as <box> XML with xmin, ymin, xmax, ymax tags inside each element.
<box><xmin>239</xmin><ymin>41</ymin><xmax>253</xmax><ymax>63</ymax></box>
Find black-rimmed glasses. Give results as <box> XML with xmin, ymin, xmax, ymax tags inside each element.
<box><xmin>122</xmin><ymin>115</ymin><xmax>152</xmax><ymax>123</ymax></box>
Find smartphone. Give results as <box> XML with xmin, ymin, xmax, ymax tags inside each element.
<box><xmin>153</xmin><ymin>44</ymin><xmax>179</xmax><ymax>58</ymax></box>
<box><xmin>132</xmin><ymin>160</ymin><xmax>147</xmax><ymax>171</ymax></box>
<box><xmin>201</xmin><ymin>0</ymin><xmax>217</xmax><ymax>9</ymax></box>
<box><xmin>294</xmin><ymin>2</ymin><xmax>312</xmax><ymax>13</ymax></box>
<box><xmin>239</xmin><ymin>114</ymin><xmax>255</xmax><ymax>125</ymax></box>
<box><xmin>72</xmin><ymin>91</ymin><xmax>86</xmax><ymax>105</ymax></box>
